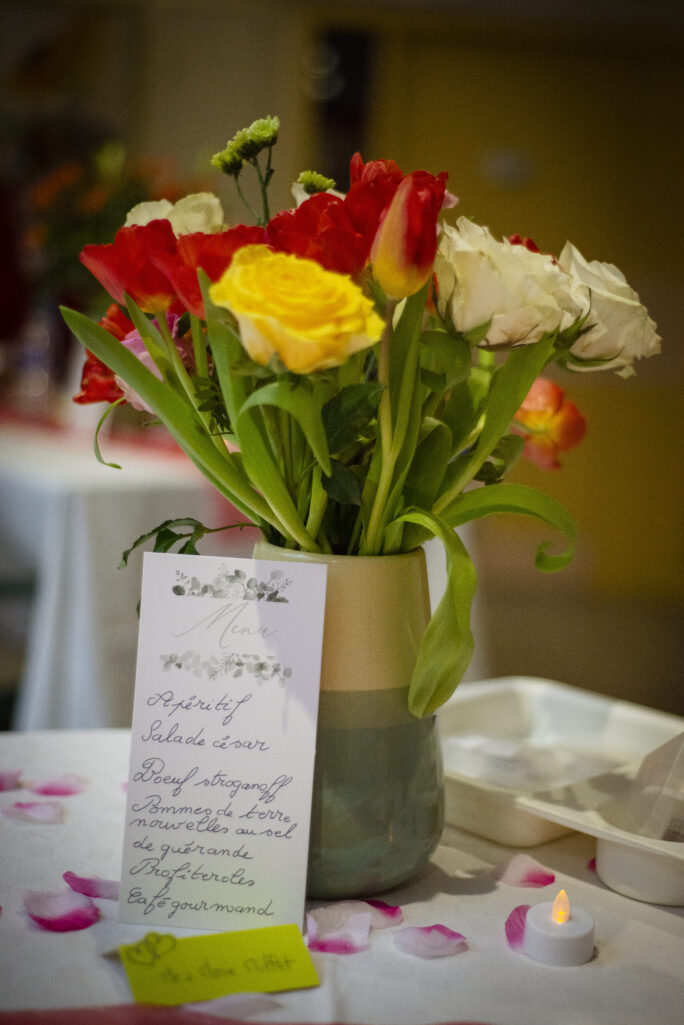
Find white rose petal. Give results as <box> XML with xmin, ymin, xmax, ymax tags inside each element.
<box><xmin>558</xmin><ymin>242</ymin><xmax>661</xmax><ymax>375</ymax></box>
<box><xmin>435</xmin><ymin>217</ymin><xmax>588</xmax><ymax>348</ymax></box>
<box><xmin>166</xmin><ymin>192</ymin><xmax>224</xmax><ymax>235</ymax></box>
<box><xmin>124</xmin><ymin>193</ymin><xmax>225</xmax><ymax>236</ymax></box>
<box><xmin>125</xmin><ymin>199</ymin><xmax>173</xmax><ymax>227</ymax></box>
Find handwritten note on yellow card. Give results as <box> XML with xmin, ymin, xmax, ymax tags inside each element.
<box><xmin>120</xmin><ymin>924</ymin><xmax>319</xmax><ymax>1006</ymax></box>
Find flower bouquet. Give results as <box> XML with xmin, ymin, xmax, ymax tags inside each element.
<box><xmin>63</xmin><ymin>116</ymin><xmax>660</xmax><ymax>720</ymax></box>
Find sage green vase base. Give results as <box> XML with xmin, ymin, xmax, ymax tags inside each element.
<box><xmin>306</xmin><ymin>705</ymin><xmax>444</xmax><ymax>900</ymax></box>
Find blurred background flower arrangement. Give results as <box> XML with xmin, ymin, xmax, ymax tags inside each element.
<box><xmin>0</xmin><ymin>129</ymin><xmax>202</xmax><ymax>420</ymax></box>
<box><xmin>62</xmin><ymin>116</ymin><xmax>660</xmax><ymax>717</ymax></box>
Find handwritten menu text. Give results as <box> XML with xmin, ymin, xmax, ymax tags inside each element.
<box><xmin>119</xmin><ymin>553</ymin><xmax>327</xmax><ymax>932</ymax></box>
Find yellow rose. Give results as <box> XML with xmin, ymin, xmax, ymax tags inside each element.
<box><xmin>209</xmin><ymin>245</ymin><xmax>384</xmax><ymax>374</ymax></box>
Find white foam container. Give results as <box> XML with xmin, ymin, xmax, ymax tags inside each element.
<box><xmin>439</xmin><ymin>677</ymin><xmax>684</xmax><ymax>903</ymax></box>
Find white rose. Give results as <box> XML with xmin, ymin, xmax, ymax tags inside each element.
<box><xmin>125</xmin><ymin>199</ymin><xmax>173</xmax><ymax>226</ymax></box>
<box><xmin>165</xmin><ymin>192</ymin><xmax>224</xmax><ymax>235</ymax></box>
<box><xmin>435</xmin><ymin>218</ymin><xmax>587</xmax><ymax>348</ymax></box>
<box><xmin>558</xmin><ymin>242</ymin><xmax>661</xmax><ymax>376</ymax></box>
<box><xmin>125</xmin><ymin>192</ymin><xmax>224</xmax><ymax>235</ymax></box>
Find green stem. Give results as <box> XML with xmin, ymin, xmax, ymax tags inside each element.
<box><xmin>235</xmin><ymin>177</ymin><xmax>259</xmax><ymax>224</ymax></box>
<box><xmin>253</xmin><ymin>153</ymin><xmax>271</xmax><ymax>225</ymax></box>
<box><xmin>305</xmin><ymin>465</ymin><xmax>328</xmax><ymax>542</ymax></box>
<box><xmin>363</xmin><ymin>290</ymin><xmax>426</xmax><ymax>553</ymax></box>
<box><xmin>190</xmin><ymin>314</ymin><xmax>208</xmax><ymax>378</ymax></box>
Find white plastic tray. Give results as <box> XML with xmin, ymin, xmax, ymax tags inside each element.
<box><xmin>439</xmin><ymin>677</ymin><xmax>683</xmax><ymax>901</ymax></box>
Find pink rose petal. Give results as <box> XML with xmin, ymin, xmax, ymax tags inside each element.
<box><xmin>306</xmin><ymin>904</ymin><xmax>371</xmax><ymax>954</ymax></box>
<box><xmin>63</xmin><ymin>871</ymin><xmax>120</xmax><ymax>901</ymax></box>
<box><xmin>0</xmin><ymin>769</ymin><xmax>22</xmax><ymax>791</ymax></box>
<box><xmin>326</xmin><ymin>899</ymin><xmax>403</xmax><ymax>930</ymax></box>
<box><xmin>495</xmin><ymin>853</ymin><xmax>555</xmax><ymax>888</ymax></box>
<box><xmin>505</xmin><ymin>904</ymin><xmax>531</xmax><ymax>952</ymax></box>
<box><xmin>24</xmin><ymin>889</ymin><xmax>100</xmax><ymax>932</ymax></box>
<box><xmin>365</xmin><ymin>898</ymin><xmax>403</xmax><ymax>928</ymax></box>
<box><xmin>393</xmin><ymin>924</ymin><xmax>468</xmax><ymax>959</ymax></box>
<box><xmin>2</xmin><ymin>800</ymin><xmax>65</xmax><ymax>823</ymax></box>
<box><xmin>27</xmin><ymin>773</ymin><xmax>87</xmax><ymax>796</ymax></box>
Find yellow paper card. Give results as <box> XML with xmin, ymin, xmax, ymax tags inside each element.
<box><xmin>120</xmin><ymin>924</ymin><xmax>319</xmax><ymax>1006</ymax></box>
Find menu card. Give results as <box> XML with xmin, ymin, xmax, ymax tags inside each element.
<box><xmin>119</xmin><ymin>552</ymin><xmax>327</xmax><ymax>932</ymax></box>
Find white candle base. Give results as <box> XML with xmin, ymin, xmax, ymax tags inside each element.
<box><xmin>523</xmin><ymin>901</ymin><xmax>595</xmax><ymax>966</ymax></box>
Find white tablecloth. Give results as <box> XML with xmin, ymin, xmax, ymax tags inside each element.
<box><xmin>0</xmin><ymin>729</ymin><xmax>682</xmax><ymax>1024</ymax></box>
<box><xmin>0</xmin><ymin>423</ymin><xmax>258</xmax><ymax>729</ymax></box>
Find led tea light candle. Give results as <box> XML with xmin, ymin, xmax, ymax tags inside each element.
<box><xmin>523</xmin><ymin>889</ymin><xmax>595</xmax><ymax>966</ymax></box>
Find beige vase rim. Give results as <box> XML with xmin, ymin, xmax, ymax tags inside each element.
<box><xmin>253</xmin><ymin>539</ymin><xmax>431</xmax><ymax>695</ymax></box>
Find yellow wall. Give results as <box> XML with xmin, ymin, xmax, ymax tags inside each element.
<box><xmin>302</xmin><ymin>5</ymin><xmax>684</xmax><ymax>607</ymax></box>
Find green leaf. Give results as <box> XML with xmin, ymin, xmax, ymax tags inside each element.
<box><xmin>439</xmin><ymin>367</ymin><xmax>490</xmax><ymax>455</ymax></box>
<box><xmin>403</xmin><ymin>418</ymin><xmax>451</xmax><ymax>510</ymax></box>
<box><xmin>435</xmin><ymin>333</ymin><xmax>556</xmax><ymax>510</ymax></box>
<box><xmin>239</xmin><ymin>378</ymin><xmax>331</xmax><ymax>477</ymax></box>
<box><xmin>93</xmin><ymin>398</ymin><xmax>125</xmax><ymax>468</ymax></box>
<box><xmin>442</xmin><ymin>482</ymin><xmax>576</xmax><ymax>572</ymax></box>
<box><xmin>474</xmin><ymin>433</ymin><xmax>524</xmax><ymax>484</ymax></box>
<box><xmin>396</xmin><ymin>509</ymin><xmax>476</xmax><ymax>718</ymax></box>
<box><xmin>62</xmin><ymin>305</ymin><xmax>272</xmax><ymax>528</ymax></box>
<box><xmin>463</xmin><ymin>319</ymin><xmax>492</xmax><ymax>345</ymax></box>
<box><xmin>420</xmin><ymin>330</ymin><xmax>471</xmax><ymax>391</ymax></box>
<box><xmin>119</xmin><ymin>516</ymin><xmax>251</xmax><ymax>567</ymax></box>
<box><xmin>474</xmin><ymin>334</ymin><xmax>556</xmax><ymax>466</ymax></box>
<box><xmin>322</xmin><ymin>382</ymin><xmax>384</xmax><ymax>453</ymax></box>
<box><xmin>122</xmin><ymin>297</ymin><xmax>171</xmax><ymax>377</ymax></box>
<box><xmin>322</xmin><ymin>460</ymin><xmax>362</xmax><ymax>505</ymax></box>
<box><xmin>191</xmin><ymin>375</ymin><xmax>233</xmax><ymax>435</ymax></box>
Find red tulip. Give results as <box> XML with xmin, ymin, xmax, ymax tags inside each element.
<box><xmin>151</xmin><ymin>225</ymin><xmax>267</xmax><ymax>317</ymax></box>
<box><xmin>98</xmin><ymin>302</ymin><xmax>135</xmax><ymax>341</ymax></box>
<box><xmin>370</xmin><ymin>170</ymin><xmax>448</xmax><ymax>299</ymax></box>
<box><xmin>266</xmin><ymin>193</ymin><xmax>368</xmax><ymax>277</ymax></box>
<box><xmin>80</xmin><ymin>220</ymin><xmax>178</xmax><ymax>313</ymax></box>
<box><xmin>345</xmin><ymin>154</ymin><xmax>405</xmax><ymax>255</ymax></box>
<box><xmin>349</xmin><ymin>153</ymin><xmax>404</xmax><ymax>188</ymax></box>
<box><xmin>72</xmin><ymin>305</ymin><xmax>133</xmax><ymax>405</ymax></box>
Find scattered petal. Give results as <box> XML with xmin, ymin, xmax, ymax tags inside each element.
<box><xmin>587</xmin><ymin>857</ymin><xmax>596</xmax><ymax>873</ymax></box>
<box><xmin>505</xmin><ymin>904</ymin><xmax>531</xmax><ymax>952</ymax></box>
<box><xmin>393</xmin><ymin>924</ymin><xmax>468</xmax><ymax>959</ymax></box>
<box><xmin>63</xmin><ymin>871</ymin><xmax>120</xmax><ymax>901</ymax></box>
<box><xmin>24</xmin><ymin>889</ymin><xmax>101</xmax><ymax>932</ymax></box>
<box><xmin>0</xmin><ymin>769</ymin><xmax>22</xmax><ymax>791</ymax></box>
<box><xmin>365</xmin><ymin>898</ymin><xmax>403</xmax><ymax>928</ymax></box>
<box><xmin>306</xmin><ymin>904</ymin><xmax>371</xmax><ymax>954</ymax></box>
<box><xmin>27</xmin><ymin>773</ymin><xmax>87</xmax><ymax>796</ymax></box>
<box><xmin>495</xmin><ymin>853</ymin><xmax>555</xmax><ymax>888</ymax></box>
<box><xmin>2</xmin><ymin>801</ymin><xmax>65</xmax><ymax>824</ymax></box>
<box><xmin>324</xmin><ymin>899</ymin><xmax>403</xmax><ymax>930</ymax></box>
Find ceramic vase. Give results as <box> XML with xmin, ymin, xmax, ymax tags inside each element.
<box><xmin>253</xmin><ymin>540</ymin><xmax>444</xmax><ymax>899</ymax></box>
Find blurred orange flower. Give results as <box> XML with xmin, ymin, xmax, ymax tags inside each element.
<box><xmin>513</xmin><ymin>378</ymin><xmax>586</xmax><ymax>470</ymax></box>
